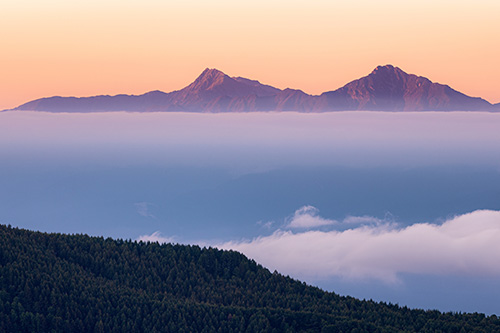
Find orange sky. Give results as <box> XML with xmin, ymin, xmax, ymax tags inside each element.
<box><xmin>1</xmin><ymin>0</ymin><xmax>499</xmax><ymax>110</ymax></box>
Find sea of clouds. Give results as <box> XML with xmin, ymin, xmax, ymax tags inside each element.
<box><xmin>3</xmin><ymin>110</ymin><xmax>500</xmax><ymax>313</ymax></box>
<box><xmin>1</xmin><ymin>111</ymin><xmax>500</xmax><ymax>168</ymax></box>
<box><xmin>216</xmin><ymin>208</ymin><xmax>500</xmax><ymax>284</ymax></box>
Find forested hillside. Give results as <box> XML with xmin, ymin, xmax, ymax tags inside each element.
<box><xmin>1</xmin><ymin>224</ymin><xmax>498</xmax><ymax>332</ymax></box>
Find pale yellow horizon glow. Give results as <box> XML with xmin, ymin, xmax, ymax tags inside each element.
<box><xmin>1</xmin><ymin>0</ymin><xmax>499</xmax><ymax>110</ymax></box>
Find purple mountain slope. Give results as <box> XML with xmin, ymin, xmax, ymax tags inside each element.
<box><xmin>10</xmin><ymin>65</ymin><xmax>496</xmax><ymax>112</ymax></box>
<box><xmin>13</xmin><ymin>90</ymin><xmax>174</xmax><ymax>113</ymax></box>
<box><xmin>319</xmin><ymin>65</ymin><xmax>492</xmax><ymax>111</ymax></box>
<box><xmin>163</xmin><ymin>68</ymin><xmax>283</xmax><ymax>112</ymax></box>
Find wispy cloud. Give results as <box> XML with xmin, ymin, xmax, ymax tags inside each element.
<box><xmin>286</xmin><ymin>205</ymin><xmax>337</xmax><ymax>229</ymax></box>
<box><xmin>218</xmin><ymin>210</ymin><xmax>500</xmax><ymax>283</ymax></box>
<box><xmin>257</xmin><ymin>220</ymin><xmax>275</xmax><ymax>229</ymax></box>
<box><xmin>343</xmin><ymin>215</ymin><xmax>386</xmax><ymax>225</ymax></box>
<box><xmin>137</xmin><ymin>231</ymin><xmax>174</xmax><ymax>244</ymax></box>
<box><xmin>134</xmin><ymin>202</ymin><xmax>156</xmax><ymax>218</ymax></box>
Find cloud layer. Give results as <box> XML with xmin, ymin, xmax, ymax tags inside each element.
<box><xmin>219</xmin><ymin>210</ymin><xmax>500</xmax><ymax>283</ymax></box>
<box><xmin>2</xmin><ymin>111</ymin><xmax>500</xmax><ymax>168</ymax></box>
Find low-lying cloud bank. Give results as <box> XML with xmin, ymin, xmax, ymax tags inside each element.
<box><xmin>2</xmin><ymin>111</ymin><xmax>500</xmax><ymax>168</ymax></box>
<box><xmin>218</xmin><ymin>209</ymin><xmax>500</xmax><ymax>283</ymax></box>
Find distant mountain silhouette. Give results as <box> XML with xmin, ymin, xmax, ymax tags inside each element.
<box><xmin>10</xmin><ymin>65</ymin><xmax>496</xmax><ymax>112</ymax></box>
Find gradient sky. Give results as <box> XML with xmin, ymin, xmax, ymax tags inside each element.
<box><xmin>1</xmin><ymin>0</ymin><xmax>500</xmax><ymax>110</ymax></box>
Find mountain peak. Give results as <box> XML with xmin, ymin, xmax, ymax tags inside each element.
<box><xmin>370</xmin><ymin>64</ymin><xmax>406</xmax><ymax>77</ymax></box>
<box><xmin>184</xmin><ymin>68</ymin><xmax>231</xmax><ymax>94</ymax></box>
<box><xmin>321</xmin><ymin>64</ymin><xmax>492</xmax><ymax>111</ymax></box>
<box><xmin>175</xmin><ymin>68</ymin><xmax>282</xmax><ymax>104</ymax></box>
<box><xmin>199</xmin><ymin>67</ymin><xmax>226</xmax><ymax>78</ymax></box>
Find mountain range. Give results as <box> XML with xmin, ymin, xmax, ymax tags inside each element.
<box><xmin>9</xmin><ymin>65</ymin><xmax>500</xmax><ymax>112</ymax></box>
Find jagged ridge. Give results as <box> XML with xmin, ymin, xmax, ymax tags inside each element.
<box><xmin>10</xmin><ymin>65</ymin><xmax>496</xmax><ymax>112</ymax></box>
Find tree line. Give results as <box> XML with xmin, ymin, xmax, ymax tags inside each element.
<box><xmin>1</xmin><ymin>224</ymin><xmax>498</xmax><ymax>332</ymax></box>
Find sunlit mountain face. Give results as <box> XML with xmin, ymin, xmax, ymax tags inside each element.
<box><xmin>1</xmin><ymin>110</ymin><xmax>500</xmax><ymax>314</ymax></box>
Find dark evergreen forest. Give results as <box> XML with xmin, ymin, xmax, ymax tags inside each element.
<box><xmin>1</xmin><ymin>224</ymin><xmax>498</xmax><ymax>332</ymax></box>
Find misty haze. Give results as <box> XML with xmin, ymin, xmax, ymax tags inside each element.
<box><xmin>1</xmin><ymin>110</ymin><xmax>500</xmax><ymax>314</ymax></box>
